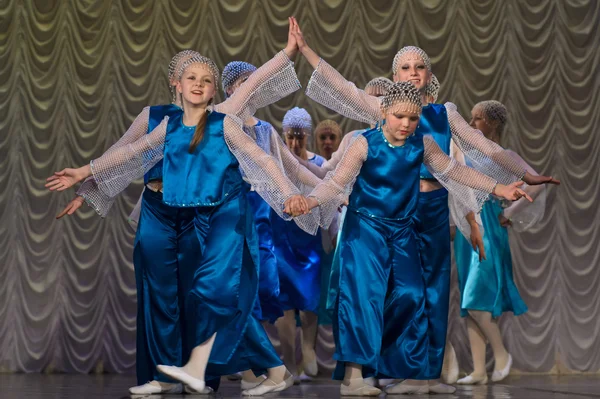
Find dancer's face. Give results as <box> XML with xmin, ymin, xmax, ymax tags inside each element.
<box><xmin>226</xmin><ymin>71</ymin><xmax>253</xmax><ymax>97</ymax></box>
<box><xmin>177</xmin><ymin>65</ymin><xmax>216</xmax><ymax>107</ymax></box>
<box><xmin>284</xmin><ymin>128</ymin><xmax>309</xmax><ymax>156</ymax></box>
<box><xmin>393</xmin><ymin>54</ymin><xmax>431</xmax><ymax>91</ymax></box>
<box><xmin>470</xmin><ymin>105</ymin><xmax>495</xmax><ymax>139</ymax></box>
<box><xmin>315</xmin><ymin>127</ymin><xmax>341</xmax><ymax>159</ymax></box>
<box><xmin>383</xmin><ymin>103</ymin><xmax>420</xmax><ymax>143</ymax></box>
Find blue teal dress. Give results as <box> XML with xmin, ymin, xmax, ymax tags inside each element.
<box><xmin>413</xmin><ymin>103</ymin><xmax>453</xmax><ymax>379</ymax></box>
<box><xmin>245</xmin><ymin>121</ymin><xmax>283</xmax><ymax>323</ymax></box>
<box><xmin>454</xmin><ymin>183</ymin><xmax>528</xmax><ymax>318</ymax></box>
<box><xmin>160</xmin><ymin>111</ymin><xmax>282</xmax><ymax>376</ymax></box>
<box><xmin>329</xmin><ymin>126</ymin><xmax>429</xmax><ymax>380</ymax></box>
<box><xmin>271</xmin><ymin>154</ymin><xmax>325</xmax><ymax>315</ymax></box>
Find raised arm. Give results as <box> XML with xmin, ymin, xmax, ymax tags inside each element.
<box><xmin>223</xmin><ymin>116</ymin><xmax>319</xmax><ymax>235</ymax></box>
<box><xmin>306</xmin><ymin>135</ymin><xmax>368</xmax><ymax>228</ymax></box>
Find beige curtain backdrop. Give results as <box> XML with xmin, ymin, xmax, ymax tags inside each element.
<box><xmin>0</xmin><ymin>0</ymin><xmax>598</xmax><ymax>375</ymax></box>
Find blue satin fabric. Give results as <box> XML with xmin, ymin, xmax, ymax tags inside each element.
<box><xmin>162</xmin><ymin>111</ymin><xmax>243</xmax><ymax>207</ymax></box>
<box><xmin>271</xmin><ymin>154</ymin><xmax>325</xmax><ymax>315</ymax></box>
<box><xmin>454</xmin><ymin>198</ymin><xmax>528</xmax><ymax>318</ymax></box>
<box><xmin>133</xmin><ymin>189</ymin><xmax>198</xmax><ymax>384</ymax></box>
<box><xmin>417</xmin><ymin>103</ymin><xmax>451</xmax><ymax>179</ymax></box>
<box><xmin>413</xmin><ymin>188</ymin><xmax>451</xmax><ymax>379</ymax></box>
<box><xmin>158</xmin><ymin>114</ymin><xmax>281</xmax><ymax>373</ymax></box>
<box><xmin>145</xmin><ymin>104</ymin><xmax>182</xmax><ymax>184</ymax></box>
<box><xmin>329</xmin><ymin>127</ymin><xmax>429</xmax><ymax>379</ymax></box>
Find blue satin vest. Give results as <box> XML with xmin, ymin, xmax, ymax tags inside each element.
<box><xmin>348</xmin><ymin>127</ymin><xmax>424</xmax><ymax>220</ymax></box>
<box><xmin>161</xmin><ymin>111</ymin><xmax>244</xmax><ymax>207</ymax></box>
<box><xmin>144</xmin><ymin>104</ymin><xmax>183</xmax><ymax>184</ymax></box>
<box><xmin>417</xmin><ymin>104</ymin><xmax>451</xmax><ymax>179</ymax></box>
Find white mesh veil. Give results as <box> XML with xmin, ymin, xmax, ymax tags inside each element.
<box><xmin>282</xmin><ymin>107</ymin><xmax>312</xmax><ymax>132</ymax></box>
<box><xmin>222</xmin><ymin>61</ymin><xmax>257</xmax><ymax>96</ymax></box>
<box><xmin>426</xmin><ymin>73</ymin><xmax>440</xmax><ymax>103</ymax></box>
<box><xmin>364</xmin><ymin>77</ymin><xmax>393</xmax><ymax>97</ymax></box>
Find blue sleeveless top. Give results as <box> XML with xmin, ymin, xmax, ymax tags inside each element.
<box><xmin>161</xmin><ymin>111</ymin><xmax>244</xmax><ymax>207</ymax></box>
<box><xmin>144</xmin><ymin>104</ymin><xmax>183</xmax><ymax>183</ymax></box>
<box><xmin>417</xmin><ymin>103</ymin><xmax>451</xmax><ymax>179</ymax></box>
<box><xmin>348</xmin><ymin>126</ymin><xmax>424</xmax><ymax>220</ymax></box>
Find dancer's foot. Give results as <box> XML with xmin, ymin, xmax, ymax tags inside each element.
<box><xmin>156</xmin><ymin>365</ymin><xmax>205</xmax><ymax>393</ymax></box>
<box><xmin>377</xmin><ymin>378</ymin><xmax>395</xmax><ymax>387</ymax></box>
<box><xmin>302</xmin><ymin>349</ymin><xmax>319</xmax><ymax>377</ymax></box>
<box><xmin>340</xmin><ymin>378</ymin><xmax>382</xmax><ymax>396</ymax></box>
<box><xmin>363</xmin><ymin>377</ymin><xmax>376</xmax><ymax>387</ymax></box>
<box><xmin>240</xmin><ymin>374</ymin><xmax>267</xmax><ymax>390</ymax></box>
<box><xmin>385</xmin><ymin>379</ymin><xmax>429</xmax><ymax>394</ymax></box>
<box><xmin>491</xmin><ymin>353</ymin><xmax>513</xmax><ymax>382</ymax></box>
<box><xmin>184</xmin><ymin>384</ymin><xmax>215</xmax><ymax>395</ymax></box>
<box><xmin>428</xmin><ymin>380</ymin><xmax>456</xmax><ymax>394</ymax></box>
<box><xmin>242</xmin><ymin>374</ymin><xmax>294</xmax><ymax>396</ymax></box>
<box><xmin>129</xmin><ymin>380</ymin><xmax>183</xmax><ymax>394</ymax></box>
<box><xmin>457</xmin><ymin>373</ymin><xmax>488</xmax><ymax>385</ymax></box>
<box><xmin>441</xmin><ymin>344</ymin><xmax>460</xmax><ymax>384</ymax></box>
<box><xmin>226</xmin><ymin>372</ymin><xmax>242</xmax><ymax>381</ymax></box>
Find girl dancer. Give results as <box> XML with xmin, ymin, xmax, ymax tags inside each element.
<box><xmin>46</xmin><ymin>24</ymin><xmax>312</xmax><ymax>396</ymax></box>
<box><xmin>288</xmin><ymin>81</ymin><xmax>534</xmax><ymax>396</ymax></box>
<box><xmin>289</xmin><ymin>16</ymin><xmax>559</xmax><ymax>394</ymax></box>
<box><xmin>454</xmin><ymin>100</ymin><xmax>545</xmax><ymax>385</ymax></box>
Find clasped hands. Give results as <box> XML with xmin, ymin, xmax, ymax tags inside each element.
<box><xmin>283</xmin><ymin>195</ymin><xmax>319</xmax><ymax>217</ymax></box>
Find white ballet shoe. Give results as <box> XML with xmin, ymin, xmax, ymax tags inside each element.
<box><xmin>363</xmin><ymin>377</ymin><xmax>376</xmax><ymax>387</ymax></box>
<box><xmin>128</xmin><ymin>381</ymin><xmax>183</xmax><ymax>394</ymax></box>
<box><xmin>377</xmin><ymin>378</ymin><xmax>395</xmax><ymax>387</ymax></box>
<box><xmin>441</xmin><ymin>345</ymin><xmax>460</xmax><ymax>384</ymax></box>
<box><xmin>184</xmin><ymin>384</ymin><xmax>215</xmax><ymax>395</ymax></box>
<box><xmin>340</xmin><ymin>378</ymin><xmax>382</xmax><ymax>396</ymax></box>
<box><xmin>491</xmin><ymin>353</ymin><xmax>513</xmax><ymax>382</ymax></box>
<box><xmin>156</xmin><ymin>365</ymin><xmax>205</xmax><ymax>393</ymax></box>
<box><xmin>303</xmin><ymin>357</ymin><xmax>319</xmax><ymax>377</ymax></box>
<box><xmin>428</xmin><ymin>381</ymin><xmax>457</xmax><ymax>394</ymax></box>
<box><xmin>227</xmin><ymin>372</ymin><xmax>242</xmax><ymax>381</ymax></box>
<box><xmin>297</xmin><ymin>372</ymin><xmax>313</xmax><ymax>382</ymax></box>
<box><xmin>385</xmin><ymin>380</ymin><xmax>429</xmax><ymax>394</ymax></box>
<box><xmin>457</xmin><ymin>373</ymin><xmax>488</xmax><ymax>385</ymax></box>
<box><xmin>240</xmin><ymin>374</ymin><xmax>267</xmax><ymax>390</ymax></box>
<box><xmin>241</xmin><ymin>374</ymin><xmax>294</xmax><ymax>396</ymax></box>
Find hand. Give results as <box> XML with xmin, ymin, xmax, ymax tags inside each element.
<box><xmin>498</xmin><ymin>213</ymin><xmax>512</xmax><ymax>228</ymax></box>
<box><xmin>493</xmin><ymin>181</ymin><xmax>533</xmax><ymax>202</ymax></box>
<box><xmin>56</xmin><ymin>196</ymin><xmax>85</xmax><ymax>219</ymax></box>
<box><xmin>45</xmin><ymin>166</ymin><xmax>89</xmax><ymax>191</ymax></box>
<box><xmin>290</xmin><ymin>16</ymin><xmax>308</xmax><ymax>53</ymax></box>
<box><xmin>284</xmin><ymin>17</ymin><xmax>299</xmax><ymax>58</ymax></box>
<box><xmin>522</xmin><ymin>171</ymin><xmax>560</xmax><ymax>186</ymax></box>
<box><xmin>284</xmin><ymin>194</ymin><xmax>308</xmax><ymax>217</ymax></box>
<box><xmin>469</xmin><ymin>222</ymin><xmax>486</xmax><ymax>261</ymax></box>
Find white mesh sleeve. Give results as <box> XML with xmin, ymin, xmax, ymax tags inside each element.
<box><xmin>445</xmin><ymin>102</ymin><xmax>526</xmax><ymax>184</ymax></box>
<box><xmin>215</xmin><ymin>51</ymin><xmax>301</xmax><ymax>120</ymax></box>
<box><xmin>223</xmin><ymin>116</ymin><xmax>319</xmax><ymax>235</ymax></box>
<box><xmin>306</xmin><ymin>59</ymin><xmax>381</xmax><ymax>125</ymax></box>
<box><xmin>423</xmin><ymin>135</ymin><xmax>496</xmax><ymax>238</ymax></box>
<box><xmin>448</xmin><ymin>140</ymin><xmax>484</xmax><ymax>236</ymax></box>
<box><xmin>309</xmin><ymin>135</ymin><xmax>368</xmax><ymax>229</ymax></box>
<box><xmin>501</xmin><ymin>150</ymin><xmax>546</xmax><ymax>232</ymax></box>
<box><xmin>91</xmin><ymin>116</ymin><xmax>168</xmax><ymax>198</ymax></box>
<box><xmin>75</xmin><ymin>107</ymin><xmax>152</xmax><ymax>216</ymax></box>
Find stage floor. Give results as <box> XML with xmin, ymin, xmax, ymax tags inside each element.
<box><xmin>1</xmin><ymin>374</ymin><xmax>599</xmax><ymax>398</ymax></box>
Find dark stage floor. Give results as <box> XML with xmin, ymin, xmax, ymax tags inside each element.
<box><xmin>1</xmin><ymin>374</ymin><xmax>599</xmax><ymax>398</ymax></box>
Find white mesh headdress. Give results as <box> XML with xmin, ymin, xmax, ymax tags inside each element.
<box><xmin>392</xmin><ymin>46</ymin><xmax>432</xmax><ymax>74</ymax></box>
<box><xmin>426</xmin><ymin>73</ymin><xmax>440</xmax><ymax>103</ymax></box>
<box><xmin>222</xmin><ymin>61</ymin><xmax>258</xmax><ymax>95</ymax></box>
<box><xmin>381</xmin><ymin>81</ymin><xmax>423</xmax><ymax>115</ymax></box>
<box><xmin>282</xmin><ymin>107</ymin><xmax>312</xmax><ymax>133</ymax></box>
<box><xmin>176</xmin><ymin>55</ymin><xmax>221</xmax><ymax>85</ymax></box>
<box><xmin>364</xmin><ymin>77</ymin><xmax>393</xmax><ymax>97</ymax></box>
<box><xmin>474</xmin><ymin>100</ymin><xmax>508</xmax><ymax>133</ymax></box>
<box><xmin>168</xmin><ymin>50</ymin><xmax>200</xmax><ymax>103</ymax></box>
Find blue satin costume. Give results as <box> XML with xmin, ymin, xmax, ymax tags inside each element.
<box><xmin>328</xmin><ymin>127</ymin><xmax>429</xmax><ymax>380</ymax></box>
<box><xmin>159</xmin><ymin>111</ymin><xmax>282</xmax><ymax>376</ymax></box>
<box><xmin>454</xmin><ymin>162</ymin><xmax>528</xmax><ymax>318</ymax></box>
<box><xmin>413</xmin><ymin>103</ymin><xmax>453</xmax><ymax>379</ymax></box>
<box><xmin>271</xmin><ymin>154</ymin><xmax>325</xmax><ymax>316</ymax></box>
<box><xmin>133</xmin><ymin>104</ymin><xmax>203</xmax><ymax>385</ymax></box>
<box><xmin>245</xmin><ymin>121</ymin><xmax>283</xmax><ymax>323</ymax></box>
